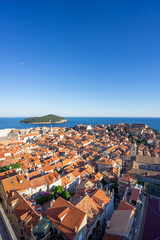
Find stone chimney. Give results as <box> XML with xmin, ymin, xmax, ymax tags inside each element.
<box><xmin>31</xmin><ymin>223</ymin><xmax>33</xmax><ymax>234</ymax></box>
<box><xmin>26</xmin><ymin>172</ymin><xmax>29</xmax><ymax>180</ymax></box>
<box><xmin>50</xmin><ymin>199</ymin><xmax>55</xmax><ymax>208</ymax></box>
<box><xmin>74</xmin><ymin>226</ymin><xmax>77</xmax><ymax>234</ymax></box>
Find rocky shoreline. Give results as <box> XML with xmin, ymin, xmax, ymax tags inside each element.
<box><xmin>24</xmin><ymin>119</ymin><xmax>67</xmax><ymax>124</ymax></box>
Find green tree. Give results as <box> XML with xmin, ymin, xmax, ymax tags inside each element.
<box><xmin>53</xmin><ymin>186</ymin><xmax>64</xmax><ymax>195</ymax></box>
<box><xmin>107</xmin><ymin>127</ymin><xmax>114</xmax><ymax>132</ymax></box>
<box><xmin>0</xmin><ymin>162</ymin><xmax>21</xmax><ymax>173</ymax></box>
<box><xmin>101</xmin><ymin>178</ymin><xmax>107</xmax><ymax>187</ymax></box>
<box><xmin>62</xmin><ymin>191</ymin><xmax>70</xmax><ymax>201</ymax></box>
<box><xmin>52</xmin><ymin>186</ymin><xmax>70</xmax><ymax>201</ymax></box>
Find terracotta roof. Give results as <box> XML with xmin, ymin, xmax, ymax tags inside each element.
<box><xmin>62</xmin><ymin>176</ymin><xmax>70</xmax><ymax>187</ymax></box>
<box><xmin>72</xmin><ymin>188</ymin><xmax>95</xmax><ymax>199</ymax></box>
<box><xmin>85</xmin><ymin>167</ymin><xmax>94</xmax><ymax>174</ymax></box>
<box><xmin>8</xmin><ymin>191</ymin><xmax>40</xmax><ymax>236</ymax></box>
<box><xmin>117</xmin><ymin>200</ymin><xmax>136</xmax><ymax>212</ymax></box>
<box><xmin>0</xmin><ymin>152</ymin><xmax>5</xmax><ymax>158</ymax></box>
<box><xmin>62</xmin><ymin>159</ymin><xmax>71</xmax><ymax>167</ymax></box>
<box><xmin>120</xmin><ymin>175</ymin><xmax>134</xmax><ymax>183</ymax></box>
<box><xmin>71</xmin><ymin>169</ymin><xmax>81</xmax><ymax>178</ymax></box>
<box><xmin>45</xmin><ymin>197</ymin><xmax>86</xmax><ymax>240</ymax></box>
<box><xmin>1</xmin><ymin>174</ymin><xmax>31</xmax><ymax>197</ymax></box>
<box><xmin>130</xmin><ymin>189</ymin><xmax>140</xmax><ymax>202</ymax></box>
<box><xmin>99</xmin><ymin>157</ymin><xmax>115</xmax><ymax>166</ymax></box>
<box><xmin>27</xmin><ymin>170</ymin><xmax>41</xmax><ymax>180</ymax></box>
<box><xmin>44</xmin><ymin>171</ymin><xmax>60</xmax><ymax>185</ymax></box>
<box><xmin>75</xmin><ymin>195</ymin><xmax>99</xmax><ymax>225</ymax></box>
<box><xmin>89</xmin><ymin>189</ymin><xmax>111</xmax><ymax>213</ymax></box>
<box><xmin>0</xmin><ymin>169</ymin><xmax>17</xmax><ymax>180</ymax></box>
<box><xmin>30</xmin><ymin>176</ymin><xmax>47</xmax><ymax>188</ymax></box>
<box><xmin>43</xmin><ymin>164</ymin><xmax>54</xmax><ymax>172</ymax></box>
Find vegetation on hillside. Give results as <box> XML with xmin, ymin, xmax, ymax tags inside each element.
<box><xmin>20</xmin><ymin>114</ymin><xmax>66</xmax><ymax>123</ymax></box>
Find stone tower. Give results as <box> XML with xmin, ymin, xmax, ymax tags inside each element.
<box><xmin>125</xmin><ymin>141</ymin><xmax>137</xmax><ymax>172</ymax></box>
<box><xmin>131</xmin><ymin>141</ymin><xmax>137</xmax><ymax>160</ymax></box>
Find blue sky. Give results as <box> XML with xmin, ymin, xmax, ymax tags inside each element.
<box><xmin>0</xmin><ymin>0</ymin><xmax>160</xmax><ymax>117</ymax></box>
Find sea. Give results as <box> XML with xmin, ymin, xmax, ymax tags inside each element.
<box><xmin>0</xmin><ymin>117</ymin><xmax>160</xmax><ymax>131</ymax></box>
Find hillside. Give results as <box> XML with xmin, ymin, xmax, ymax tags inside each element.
<box><xmin>20</xmin><ymin>114</ymin><xmax>67</xmax><ymax>124</ymax></box>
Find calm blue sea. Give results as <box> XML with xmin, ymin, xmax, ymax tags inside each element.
<box><xmin>0</xmin><ymin>117</ymin><xmax>160</xmax><ymax>131</ymax></box>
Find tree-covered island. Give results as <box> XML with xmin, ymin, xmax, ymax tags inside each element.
<box><xmin>20</xmin><ymin>114</ymin><xmax>67</xmax><ymax>124</ymax></box>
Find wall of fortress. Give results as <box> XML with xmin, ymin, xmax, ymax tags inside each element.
<box><xmin>0</xmin><ymin>129</ymin><xmax>14</xmax><ymax>138</ymax></box>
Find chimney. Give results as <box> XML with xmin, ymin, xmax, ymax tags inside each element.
<box><xmin>31</xmin><ymin>223</ymin><xmax>33</xmax><ymax>231</ymax></box>
<box><xmin>102</xmin><ymin>203</ymin><xmax>105</xmax><ymax>210</ymax></box>
<box><xmin>50</xmin><ymin>200</ymin><xmax>55</xmax><ymax>208</ymax></box>
<box><xmin>26</xmin><ymin>172</ymin><xmax>29</xmax><ymax>180</ymax></box>
<box><xmin>74</xmin><ymin>226</ymin><xmax>77</xmax><ymax>234</ymax></box>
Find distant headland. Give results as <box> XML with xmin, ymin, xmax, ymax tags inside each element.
<box><xmin>20</xmin><ymin>114</ymin><xmax>67</xmax><ymax>124</ymax></box>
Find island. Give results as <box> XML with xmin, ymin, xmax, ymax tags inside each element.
<box><xmin>20</xmin><ymin>114</ymin><xmax>67</xmax><ymax>124</ymax></box>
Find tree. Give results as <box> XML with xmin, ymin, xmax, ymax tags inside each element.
<box><xmin>53</xmin><ymin>186</ymin><xmax>64</xmax><ymax>195</ymax></box>
<box><xmin>0</xmin><ymin>162</ymin><xmax>21</xmax><ymax>173</ymax></box>
<box><xmin>125</xmin><ymin>127</ymin><xmax>128</xmax><ymax>131</ymax></box>
<box><xmin>107</xmin><ymin>127</ymin><xmax>114</xmax><ymax>132</ymax></box>
<box><xmin>101</xmin><ymin>178</ymin><xmax>107</xmax><ymax>187</ymax></box>
<box><xmin>52</xmin><ymin>186</ymin><xmax>70</xmax><ymax>201</ymax></box>
<box><xmin>62</xmin><ymin>191</ymin><xmax>70</xmax><ymax>201</ymax></box>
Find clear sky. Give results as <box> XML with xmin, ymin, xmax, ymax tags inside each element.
<box><xmin>0</xmin><ymin>0</ymin><xmax>160</xmax><ymax>117</ymax></box>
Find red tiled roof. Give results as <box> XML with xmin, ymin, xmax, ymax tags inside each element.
<box><xmin>45</xmin><ymin>197</ymin><xmax>86</xmax><ymax>240</ymax></box>
<box><xmin>117</xmin><ymin>200</ymin><xmax>136</xmax><ymax>212</ymax></box>
<box><xmin>130</xmin><ymin>188</ymin><xmax>140</xmax><ymax>202</ymax></box>
<box><xmin>8</xmin><ymin>191</ymin><xmax>40</xmax><ymax>236</ymax></box>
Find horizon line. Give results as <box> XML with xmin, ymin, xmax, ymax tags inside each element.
<box><xmin>0</xmin><ymin>116</ymin><xmax>160</xmax><ymax>118</ymax></box>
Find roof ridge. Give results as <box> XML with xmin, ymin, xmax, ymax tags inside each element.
<box><xmin>16</xmin><ymin>191</ymin><xmax>40</xmax><ymax>217</ymax></box>
<box><xmin>58</xmin><ymin>196</ymin><xmax>86</xmax><ymax>215</ymax></box>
